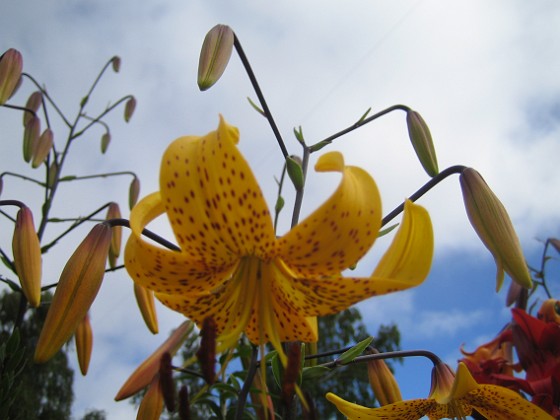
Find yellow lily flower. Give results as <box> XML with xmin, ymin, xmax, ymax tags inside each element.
<box><xmin>326</xmin><ymin>362</ymin><xmax>554</xmax><ymax>419</ymax></box>
<box><xmin>124</xmin><ymin>116</ymin><xmax>433</xmax><ymax>362</ymax></box>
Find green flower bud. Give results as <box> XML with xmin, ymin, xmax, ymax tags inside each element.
<box><xmin>129</xmin><ymin>176</ymin><xmax>140</xmax><ymax>209</ymax></box>
<box><xmin>23</xmin><ymin>116</ymin><xmax>40</xmax><ymax>163</ymax></box>
<box><xmin>460</xmin><ymin>168</ymin><xmax>532</xmax><ymax>291</ymax></box>
<box><xmin>406</xmin><ymin>110</ymin><xmax>439</xmax><ymax>177</ymax></box>
<box><xmin>101</xmin><ymin>132</ymin><xmax>111</xmax><ymax>154</ymax></box>
<box><xmin>286</xmin><ymin>155</ymin><xmax>304</xmax><ymax>191</ymax></box>
<box><xmin>197</xmin><ymin>24</ymin><xmax>234</xmax><ymax>91</ymax></box>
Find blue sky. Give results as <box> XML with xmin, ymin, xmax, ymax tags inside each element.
<box><xmin>2</xmin><ymin>1</ymin><xmax>560</xmax><ymax>417</ymax></box>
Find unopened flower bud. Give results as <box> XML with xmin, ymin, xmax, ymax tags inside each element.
<box><xmin>75</xmin><ymin>312</ymin><xmax>93</xmax><ymax>375</ymax></box>
<box><xmin>197</xmin><ymin>24</ymin><xmax>234</xmax><ymax>91</ymax></box>
<box><xmin>196</xmin><ymin>317</ymin><xmax>217</xmax><ymax>385</ymax></box>
<box><xmin>47</xmin><ymin>161</ymin><xmax>58</xmax><ymax>188</ymax></box>
<box><xmin>505</xmin><ymin>280</ymin><xmax>524</xmax><ymax>307</ymax></box>
<box><xmin>137</xmin><ymin>374</ymin><xmax>164</xmax><ymax>420</ymax></box>
<box><xmin>115</xmin><ymin>321</ymin><xmax>193</xmax><ymax>401</ymax></box>
<box><xmin>124</xmin><ymin>96</ymin><xmax>136</xmax><ymax>122</ymax></box>
<box><xmin>281</xmin><ymin>343</ymin><xmax>302</xmax><ymax>406</ymax></box>
<box><xmin>12</xmin><ymin>206</ymin><xmax>42</xmax><ymax>307</ymax></box>
<box><xmin>366</xmin><ymin>349</ymin><xmax>402</xmax><ymax>406</ymax></box>
<box><xmin>134</xmin><ymin>283</ymin><xmax>159</xmax><ymax>334</ymax></box>
<box><xmin>406</xmin><ymin>110</ymin><xmax>439</xmax><ymax>177</ymax></box>
<box><xmin>129</xmin><ymin>176</ymin><xmax>140</xmax><ymax>209</ymax></box>
<box><xmin>23</xmin><ymin>91</ymin><xmax>42</xmax><ymax>126</ymax></box>
<box><xmin>35</xmin><ymin>224</ymin><xmax>111</xmax><ymax>363</ymax></box>
<box><xmin>429</xmin><ymin>362</ymin><xmax>456</xmax><ymax>403</ymax></box>
<box><xmin>159</xmin><ymin>352</ymin><xmax>176</xmax><ymax>412</ymax></box>
<box><xmin>32</xmin><ymin>128</ymin><xmax>54</xmax><ymax>168</ymax></box>
<box><xmin>460</xmin><ymin>168</ymin><xmax>532</xmax><ymax>291</ymax></box>
<box><xmin>23</xmin><ymin>116</ymin><xmax>40</xmax><ymax>163</ymax></box>
<box><xmin>286</xmin><ymin>155</ymin><xmax>304</xmax><ymax>191</ymax></box>
<box><xmin>101</xmin><ymin>132</ymin><xmax>111</xmax><ymax>154</ymax></box>
<box><xmin>106</xmin><ymin>202</ymin><xmax>122</xmax><ymax>268</ymax></box>
<box><xmin>0</xmin><ymin>48</ymin><xmax>23</xmax><ymax>104</ymax></box>
<box><xmin>111</xmin><ymin>56</ymin><xmax>121</xmax><ymax>73</ymax></box>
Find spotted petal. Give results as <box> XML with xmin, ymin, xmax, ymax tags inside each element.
<box><xmin>125</xmin><ymin>192</ymin><xmax>235</xmax><ymax>295</ymax></box>
<box><xmin>160</xmin><ymin>116</ymin><xmax>276</xmax><ymax>266</ymax></box>
<box><xmin>279</xmin><ymin>151</ymin><xmax>381</xmax><ymax>277</ymax></box>
<box><xmin>273</xmin><ymin>200</ymin><xmax>433</xmax><ymax>316</ymax></box>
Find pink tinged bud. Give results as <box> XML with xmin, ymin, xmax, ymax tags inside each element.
<box><xmin>0</xmin><ymin>48</ymin><xmax>23</xmax><ymax>105</ymax></box>
<box><xmin>429</xmin><ymin>362</ymin><xmax>456</xmax><ymax>403</ymax></box>
<box><xmin>23</xmin><ymin>116</ymin><xmax>40</xmax><ymax>163</ymax></box>
<box><xmin>115</xmin><ymin>321</ymin><xmax>193</xmax><ymax>401</ymax></box>
<box><xmin>32</xmin><ymin>128</ymin><xmax>54</xmax><ymax>168</ymax></box>
<box><xmin>129</xmin><ymin>176</ymin><xmax>140</xmax><ymax>210</ymax></box>
<box><xmin>137</xmin><ymin>374</ymin><xmax>164</xmax><ymax>420</ymax></box>
<box><xmin>75</xmin><ymin>312</ymin><xmax>93</xmax><ymax>375</ymax></box>
<box><xmin>505</xmin><ymin>280</ymin><xmax>523</xmax><ymax>307</ymax></box>
<box><xmin>106</xmin><ymin>202</ymin><xmax>122</xmax><ymax>268</ymax></box>
<box><xmin>12</xmin><ymin>206</ymin><xmax>42</xmax><ymax>307</ymax></box>
<box><xmin>111</xmin><ymin>56</ymin><xmax>121</xmax><ymax>73</ymax></box>
<box><xmin>366</xmin><ymin>349</ymin><xmax>402</xmax><ymax>406</ymax></box>
<box><xmin>460</xmin><ymin>168</ymin><xmax>532</xmax><ymax>291</ymax></box>
<box><xmin>101</xmin><ymin>132</ymin><xmax>111</xmax><ymax>154</ymax></box>
<box><xmin>34</xmin><ymin>224</ymin><xmax>111</xmax><ymax>363</ymax></box>
<box><xmin>197</xmin><ymin>24</ymin><xmax>234</xmax><ymax>91</ymax></box>
<box><xmin>23</xmin><ymin>91</ymin><xmax>42</xmax><ymax>126</ymax></box>
<box><xmin>134</xmin><ymin>283</ymin><xmax>159</xmax><ymax>334</ymax></box>
<box><xmin>124</xmin><ymin>96</ymin><xmax>136</xmax><ymax>122</ymax></box>
<box><xmin>406</xmin><ymin>110</ymin><xmax>439</xmax><ymax>177</ymax></box>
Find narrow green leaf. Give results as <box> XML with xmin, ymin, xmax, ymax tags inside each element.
<box><xmin>335</xmin><ymin>336</ymin><xmax>374</xmax><ymax>365</ymax></box>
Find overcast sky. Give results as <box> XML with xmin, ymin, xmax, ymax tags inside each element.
<box><xmin>2</xmin><ymin>1</ymin><xmax>560</xmax><ymax>418</ymax></box>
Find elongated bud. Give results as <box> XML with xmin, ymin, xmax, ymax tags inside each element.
<box><xmin>134</xmin><ymin>283</ymin><xmax>159</xmax><ymax>334</ymax></box>
<box><xmin>106</xmin><ymin>202</ymin><xmax>122</xmax><ymax>268</ymax></box>
<box><xmin>406</xmin><ymin>110</ymin><xmax>439</xmax><ymax>177</ymax></box>
<box><xmin>159</xmin><ymin>352</ymin><xmax>176</xmax><ymax>412</ymax></box>
<box><xmin>460</xmin><ymin>168</ymin><xmax>532</xmax><ymax>291</ymax></box>
<box><xmin>124</xmin><ymin>96</ymin><xmax>136</xmax><ymax>122</ymax></box>
<box><xmin>47</xmin><ymin>160</ymin><xmax>58</xmax><ymax>188</ymax></box>
<box><xmin>75</xmin><ymin>312</ymin><xmax>93</xmax><ymax>375</ymax></box>
<box><xmin>12</xmin><ymin>206</ymin><xmax>42</xmax><ymax>307</ymax></box>
<box><xmin>286</xmin><ymin>155</ymin><xmax>304</xmax><ymax>191</ymax></box>
<box><xmin>34</xmin><ymin>224</ymin><xmax>111</xmax><ymax>363</ymax></box>
<box><xmin>23</xmin><ymin>116</ymin><xmax>40</xmax><ymax>163</ymax></box>
<box><xmin>196</xmin><ymin>317</ymin><xmax>217</xmax><ymax>385</ymax></box>
<box><xmin>112</xmin><ymin>56</ymin><xmax>121</xmax><ymax>73</ymax></box>
<box><xmin>505</xmin><ymin>280</ymin><xmax>523</xmax><ymax>307</ymax></box>
<box><xmin>23</xmin><ymin>91</ymin><xmax>42</xmax><ymax>126</ymax></box>
<box><xmin>115</xmin><ymin>321</ymin><xmax>193</xmax><ymax>401</ymax></box>
<box><xmin>137</xmin><ymin>374</ymin><xmax>164</xmax><ymax>420</ymax></box>
<box><xmin>365</xmin><ymin>349</ymin><xmax>402</xmax><ymax>406</ymax></box>
<box><xmin>0</xmin><ymin>48</ymin><xmax>23</xmax><ymax>104</ymax></box>
<box><xmin>129</xmin><ymin>176</ymin><xmax>140</xmax><ymax>209</ymax></box>
<box><xmin>282</xmin><ymin>343</ymin><xmax>302</xmax><ymax>406</ymax></box>
<box><xmin>197</xmin><ymin>24</ymin><xmax>234</xmax><ymax>91</ymax></box>
<box><xmin>32</xmin><ymin>128</ymin><xmax>54</xmax><ymax>168</ymax></box>
<box><xmin>101</xmin><ymin>132</ymin><xmax>111</xmax><ymax>154</ymax></box>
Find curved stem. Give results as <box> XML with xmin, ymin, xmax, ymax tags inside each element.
<box><xmin>309</xmin><ymin>104</ymin><xmax>411</xmax><ymax>152</ymax></box>
<box><xmin>382</xmin><ymin>165</ymin><xmax>467</xmax><ymax>228</ymax></box>
<box><xmin>320</xmin><ymin>348</ymin><xmax>443</xmax><ymax>369</ymax></box>
<box><xmin>233</xmin><ymin>34</ymin><xmax>288</xmax><ymax>158</ymax></box>
<box><xmin>22</xmin><ymin>72</ymin><xmax>71</xmax><ymax>127</ymax></box>
<box><xmin>1</xmin><ymin>171</ymin><xmax>45</xmax><ymax>187</ymax></box>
